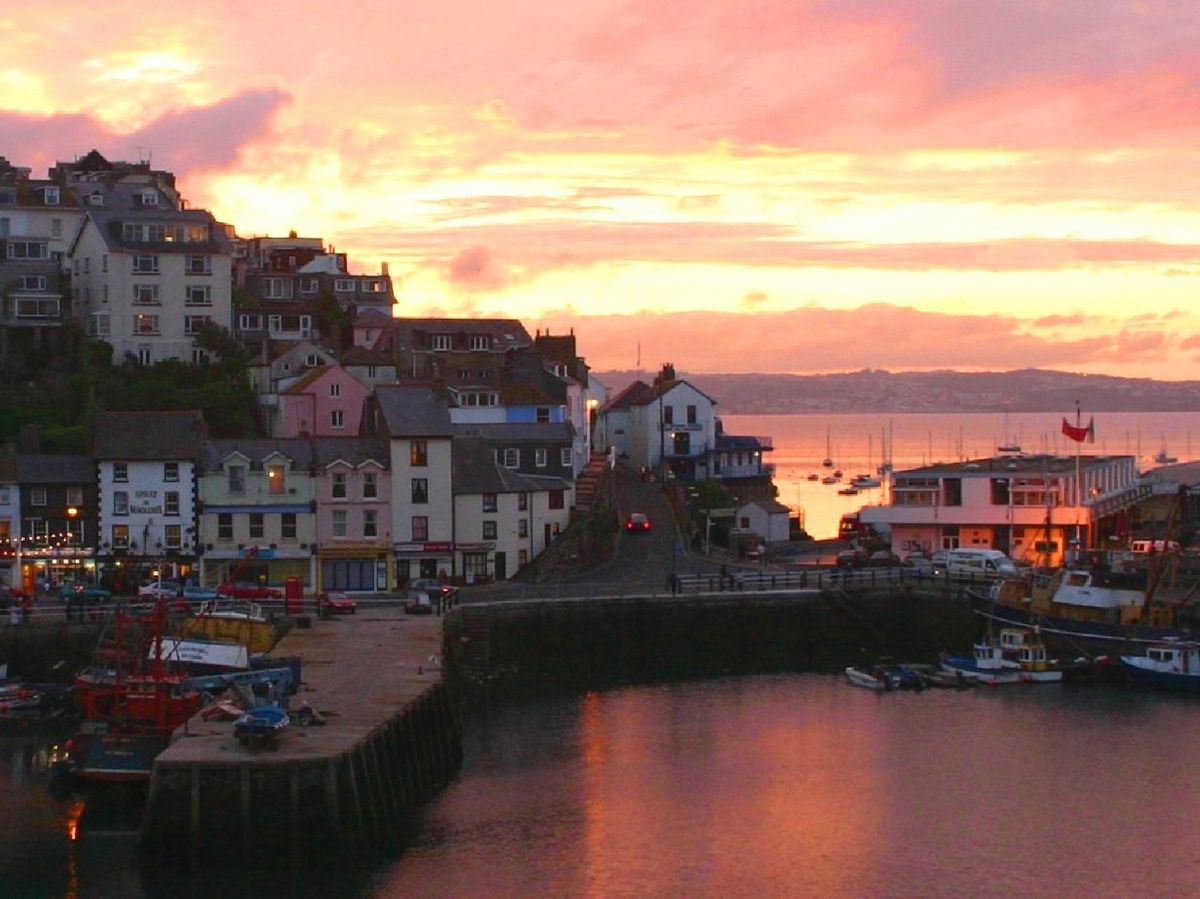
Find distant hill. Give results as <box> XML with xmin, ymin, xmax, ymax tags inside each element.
<box><xmin>593</xmin><ymin>368</ymin><xmax>1200</xmax><ymax>414</ymax></box>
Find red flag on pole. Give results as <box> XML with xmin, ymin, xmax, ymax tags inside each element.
<box><xmin>1061</xmin><ymin>416</ymin><xmax>1095</xmax><ymax>443</ymax></box>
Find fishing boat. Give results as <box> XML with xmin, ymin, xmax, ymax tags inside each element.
<box><xmin>62</xmin><ymin>599</ymin><xmax>203</xmax><ymax>784</ymax></box>
<box><xmin>844</xmin><ymin>665</ymin><xmax>925</xmax><ymax>691</ymax></box>
<box><xmin>939</xmin><ymin>640</ymin><xmax>1023</xmax><ymax>685</ymax></box>
<box><xmin>821</xmin><ymin>475</ymin><xmax>839</xmax><ymax>485</ymax></box>
<box><xmin>1154</xmin><ymin>438</ymin><xmax>1178</xmax><ymax>465</ymax></box>
<box><xmin>822</xmin><ymin>427</ymin><xmax>834</xmax><ymax>468</ymax></box>
<box><xmin>851</xmin><ymin>474</ymin><xmax>881</xmax><ymax>489</ymax></box>
<box><xmin>807</xmin><ymin>473</ymin><xmax>819</xmax><ymax>481</ymax></box>
<box><xmin>966</xmin><ymin>563</ymin><xmax>1197</xmax><ymax>654</ymax></box>
<box><xmin>0</xmin><ymin>682</ymin><xmax>43</xmax><ymax>715</ymax></box>
<box><xmin>1120</xmin><ymin>640</ymin><xmax>1200</xmax><ymax>692</ymax></box>
<box><xmin>837</xmin><ymin>485</ymin><xmax>860</xmax><ymax>496</ymax></box>
<box><xmin>996</xmin><ymin>628</ymin><xmax>1064</xmax><ymax>683</ymax></box>
<box><xmin>997</xmin><ymin>410</ymin><xmax>1022</xmax><ymax>454</ymax></box>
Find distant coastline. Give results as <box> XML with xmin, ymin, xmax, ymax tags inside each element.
<box><xmin>594</xmin><ymin>368</ymin><xmax>1200</xmax><ymax>415</ymax></box>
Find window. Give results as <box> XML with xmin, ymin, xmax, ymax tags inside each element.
<box><xmin>663</xmin><ymin>405</ymin><xmax>674</xmax><ymax>424</ymax></box>
<box><xmin>330</xmin><ymin>410</ymin><xmax>345</xmax><ymax>430</ymax></box>
<box><xmin>687</xmin><ymin>404</ymin><xmax>697</xmax><ymax>424</ymax></box>
<box><xmin>192</xmin><ymin>348</ymin><xmax>209</xmax><ymax>365</ymax></box>
<box><xmin>239</xmin><ymin>315</ymin><xmax>262</xmax><ymax>332</ymax></box>
<box><xmin>332</xmin><ymin>472</ymin><xmax>347</xmax><ymax>499</ymax></box>
<box><xmin>463</xmin><ymin>553</ymin><xmax>488</xmax><ymax>576</ymax></box>
<box><xmin>334</xmin><ymin>278</ymin><xmax>354</xmax><ymax>292</ymax></box>
<box><xmin>431</xmin><ymin>335</ymin><xmax>451</xmax><ymax>351</ymax></box>
<box><xmin>249</xmin><ymin>513</ymin><xmax>264</xmax><ymax>540</ymax></box>
<box><xmin>7</xmin><ymin>240</ymin><xmax>48</xmax><ymax>259</ymax></box>
<box><xmin>165</xmin><ymin>492</ymin><xmax>180</xmax><ymax>516</ymax></box>
<box><xmin>364</xmin><ymin>279</ymin><xmax>386</xmax><ymax>293</ymax></box>
<box><xmin>549</xmin><ymin>490</ymin><xmax>565</xmax><ymax>510</ymax></box>
<box><xmin>535</xmin><ymin>448</ymin><xmax>547</xmax><ymax>468</ymax></box>
<box><xmin>132</xmin><ymin>255</ymin><xmax>159</xmax><ymax>274</ymax></box>
<box><xmin>44</xmin><ymin>186</ymin><xmax>60</xmax><ymax>205</ymax></box>
<box><xmin>138</xmin><ymin>345</ymin><xmax>152</xmax><ymax>366</ymax></box>
<box><xmin>482</xmin><ymin>493</ymin><xmax>497</xmax><ymax>513</ymax></box>
<box><xmin>518</xmin><ymin>519</ymin><xmax>528</xmax><ymax>538</ymax></box>
<box><xmin>102</xmin><ymin>254</ymin><xmax>108</xmax><ymax>272</ymax></box>
<box><xmin>66</xmin><ymin>486</ymin><xmax>83</xmax><ymax>506</ymax></box>
<box><xmin>330</xmin><ymin>382</ymin><xmax>341</xmax><ymax>398</ymax></box>
<box><xmin>503</xmin><ymin>448</ymin><xmax>519</xmax><ymax>469</ymax></box>
<box><xmin>560</xmin><ymin>448</ymin><xmax>572</xmax><ymax>467</ymax></box>
<box><xmin>362</xmin><ymin>472</ymin><xmax>378</xmax><ymax>499</ymax></box>
<box><xmin>186</xmin><ymin>255</ymin><xmax>212</xmax><ymax>275</ymax></box>
<box><xmin>18</xmin><ymin>274</ymin><xmax>47</xmax><ymax>291</ymax></box>
<box><xmin>518</xmin><ymin>493</ymin><xmax>528</xmax><ymax>511</ymax></box>
<box><xmin>66</xmin><ymin>518</ymin><xmax>84</xmax><ymax>545</ymax></box>
<box><xmin>332</xmin><ymin>510</ymin><xmax>347</xmax><ymax>537</ymax></box>
<box><xmin>185</xmin><ymin>285</ymin><xmax>212</xmax><ymax>305</ymax></box>
<box><xmin>164</xmin><ymin>462</ymin><xmax>179</xmax><ymax>482</ymax></box>
<box><xmin>133</xmin><ymin>313</ymin><xmax>160</xmax><ymax>334</ymax></box>
<box><xmin>411</xmin><ymin>478</ymin><xmax>428</xmax><ymax>504</ymax></box>
<box><xmin>113</xmin><ymin>463</ymin><xmax>128</xmax><ymax>482</ymax></box>
<box><xmin>139</xmin><ymin>189</ymin><xmax>158</xmax><ymax>207</ymax></box>
<box><xmin>268</xmin><ymin>465</ymin><xmax>286</xmax><ymax>494</ymax></box>
<box><xmin>519</xmin><ymin>549</ymin><xmax>529</xmax><ymax>567</ymax></box>
<box><xmin>51</xmin><ymin>218</ymin><xmax>62</xmax><ymax>237</ymax></box>
<box><xmin>536</xmin><ymin>407</ymin><xmax>550</xmax><ymax>423</ymax></box>
<box><xmin>165</xmin><ymin>524</ymin><xmax>181</xmax><ymax>549</ymax></box>
<box><xmin>363</xmin><ymin>510</ymin><xmax>378</xmax><ymax>538</ymax></box>
<box><xmin>30</xmin><ymin>487</ymin><xmax>47</xmax><ymax>506</ymax></box>
<box><xmin>228</xmin><ymin>465</ymin><xmax>246</xmax><ymax>494</ymax></box>
<box><xmin>469</xmin><ymin>334</ymin><xmax>489</xmax><ymax>350</ymax></box>
<box><xmin>411</xmin><ymin>516</ymin><xmax>429</xmax><ymax>542</ymax></box>
<box><xmin>482</xmin><ymin>521</ymin><xmax>497</xmax><ymax>540</ymax></box>
<box><xmin>411</xmin><ymin>441</ymin><xmax>428</xmax><ymax>467</ymax></box>
<box><xmin>217</xmin><ymin>514</ymin><xmax>233</xmax><ymax>541</ymax></box>
<box><xmin>112</xmin><ymin>524</ymin><xmax>129</xmax><ymax>549</ymax></box>
<box><xmin>281</xmin><ymin>513</ymin><xmax>297</xmax><ymax>540</ymax></box>
<box><xmin>261</xmin><ymin>277</ymin><xmax>293</xmax><ymax>299</ymax></box>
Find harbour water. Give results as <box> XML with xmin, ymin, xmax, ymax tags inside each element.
<box><xmin>7</xmin><ymin>676</ymin><xmax>1200</xmax><ymax>898</ymax></box>
<box><xmin>724</xmin><ymin>410</ymin><xmax>1200</xmax><ymax>540</ymax></box>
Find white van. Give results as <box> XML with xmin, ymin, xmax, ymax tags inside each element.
<box><xmin>944</xmin><ymin>548</ymin><xmax>1018</xmax><ymax>578</ymax></box>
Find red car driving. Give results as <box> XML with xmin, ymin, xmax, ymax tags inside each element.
<box><xmin>217</xmin><ymin>581</ymin><xmax>283</xmax><ymax>600</ymax></box>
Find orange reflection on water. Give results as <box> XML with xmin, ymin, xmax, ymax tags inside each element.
<box><xmin>575</xmin><ymin>684</ymin><xmax>891</xmax><ymax>896</ymax></box>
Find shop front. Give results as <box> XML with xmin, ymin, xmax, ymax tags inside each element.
<box><xmin>319</xmin><ymin>544</ymin><xmax>390</xmax><ymax>592</ymax></box>
<box><xmin>393</xmin><ymin>541</ymin><xmax>453</xmax><ymax>587</ymax></box>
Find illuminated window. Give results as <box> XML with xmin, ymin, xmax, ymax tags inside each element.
<box><xmin>268</xmin><ymin>465</ymin><xmax>286</xmax><ymax>494</ymax></box>
<box><xmin>410</xmin><ymin>441</ymin><xmax>428</xmax><ymax>467</ymax></box>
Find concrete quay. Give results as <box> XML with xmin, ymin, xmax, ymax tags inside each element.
<box><xmin>142</xmin><ymin>607</ymin><xmax>462</xmax><ymax>865</ymax></box>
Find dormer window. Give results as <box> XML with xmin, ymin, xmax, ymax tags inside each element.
<box><xmin>469</xmin><ymin>335</ymin><xmax>489</xmax><ymax>351</ymax></box>
<box><xmin>43</xmin><ymin>186</ymin><xmax>60</xmax><ymax>206</ymax></box>
<box><xmin>431</xmin><ymin>335</ymin><xmax>451</xmax><ymax>351</ymax></box>
<box><xmin>306</xmin><ymin>354</ymin><xmax>319</xmax><ymax>367</ymax></box>
<box><xmin>140</xmin><ymin>189</ymin><xmax>158</xmax><ymax>207</ymax></box>
<box><xmin>89</xmin><ymin>192</ymin><xmax>104</xmax><ymax>207</ymax></box>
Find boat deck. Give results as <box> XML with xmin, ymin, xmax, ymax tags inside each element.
<box><xmin>157</xmin><ymin>607</ymin><xmax>443</xmax><ymax>765</ymax></box>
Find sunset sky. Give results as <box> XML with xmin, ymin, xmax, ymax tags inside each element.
<box><xmin>4</xmin><ymin>1</ymin><xmax>1200</xmax><ymax>379</ymax></box>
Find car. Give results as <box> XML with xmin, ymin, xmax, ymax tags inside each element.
<box><xmin>181</xmin><ymin>584</ymin><xmax>220</xmax><ymax>602</ymax></box>
<box><xmin>404</xmin><ymin>591</ymin><xmax>434</xmax><ymax>615</ymax></box>
<box><xmin>318</xmin><ymin>591</ymin><xmax>357</xmax><ymax>614</ymax></box>
<box><xmin>217</xmin><ymin>581</ymin><xmax>283</xmax><ymax>600</ymax></box>
<box><xmin>865</xmin><ymin>551</ymin><xmax>901</xmax><ymax>568</ymax></box>
<box><xmin>138</xmin><ymin>581</ymin><xmax>181</xmax><ymax>600</ymax></box>
<box><xmin>625</xmin><ymin>512</ymin><xmax>651</xmax><ymax>532</ymax></box>
<box><xmin>60</xmin><ymin>583</ymin><xmax>112</xmax><ymax>601</ymax></box>
<box><xmin>836</xmin><ymin>549</ymin><xmax>864</xmax><ymax>569</ymax></box>
<box><xmin>410</xmin><ymin>578</ymin><xmax>458</xmax><ymax>605</ymax></box>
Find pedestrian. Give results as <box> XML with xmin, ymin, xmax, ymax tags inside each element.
<box><xmin>719</xmin><ymin>563</ymin><xmax>728</xmax><ymax>591</ymax></box>
<box><xmin>21</xmin><ymin>596</ymin><xmax>31</xmax><ymax>624</ymax></box>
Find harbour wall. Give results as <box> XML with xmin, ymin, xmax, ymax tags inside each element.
<box><xmin>445</xmin><ymin>585</ymin><xmax>978</xmax><ymax>696</ymax></box>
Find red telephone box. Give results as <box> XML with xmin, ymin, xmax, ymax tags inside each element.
<box><xmin>284</xmin><ymin>575</ymin><xmax>304</xmax><ymax>615</ymax></box>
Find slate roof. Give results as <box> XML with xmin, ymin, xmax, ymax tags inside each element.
<box><xmin>602</xmin><ymin>380</ymin><xmax>652</xmax><ymax>412</ymax></box>
<box><xmin>312</xmin><ymin>437</ymin><xmax>390</xmax><ymax>469</ymax></box>
<box><xmin>92</xmin><ymin>410</ymin><xmax>206</xmax><ymax>460</ymax></box>
<box><xmin>15</xmin><ymin>454</ymin><xmax>94</xmax><ymax>484</ymax></box>
<box><xmin>452</xmin><ymin>421</ymin><xmax>575</xmax><ymax>443</ymax></box>
<box><xmin>201</xmin><ymin>438</ymin><xmax>318</xmax><ymax>471</ymax></box>
<box><xmin>340</xmin><ymin>345</ymin><xmax>394</xmax><ymax>366</ymax></box>
<box><xmin>373</xmin><ymin>385</ymin><xmax>453</xmax><ymax>437</ymax></box>
<box><xmin>353</xmin><ymin>308</ymin><xmax>393</xmax><ymax>327</ymax></box>
<box><xmin>743</xmin><ymin>499</ymin><xmax>792</xmax><ymax>516</ymax></box>
<box><xmin>451</xmin><ymin>437</ymin><xmax>570</xmax><ymax>495</ymax></box>
<box><xmin>716</xmin><ymin>434</ymin><xmax>772</xmax><ymax>452</ymax></box>
<box><xmin>391</xmin><ymin>318</ymin><xmax>532</xmax><ymax>352</ymax></box>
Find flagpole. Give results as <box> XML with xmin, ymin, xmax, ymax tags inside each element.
<box><xmin>1075</xmin><ymin>400</ymin><xmax>1083</xmax><ymax>550</ymax></box>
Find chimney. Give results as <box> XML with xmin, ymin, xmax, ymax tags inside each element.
<box><xmin>381</xmin><ymin>261</ymin><xmax>389</xmax><ymax>276</ymax></box>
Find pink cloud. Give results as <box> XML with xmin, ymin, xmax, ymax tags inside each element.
<box><xmin>446</xmin><ymin>245</ymin><xmax>509</xmax><ymax>290</ymax></box>
<box><xmin>0</xmin><ymin>89</ymin><xmax>289</xmax><ymax>178</ymax></box>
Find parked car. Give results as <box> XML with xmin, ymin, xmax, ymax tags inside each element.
<box><xmin>217</xmin><ymin>581</ymin><xmax>283</xmax><ymax>600</ymax></box>
<box><xmin>625</xmin><ymin>512</ymin><xmax>651</xmax><ymax>532</ymax></box>
<box><xmin>61</xmin><ymin>583</ymin><xmax>112</xmax><ymax>602</ymax></box>
<box><xmin>404</xmin><ymin>591</ymin><xmax>434</xmax><ymax>615</ymax></box>
<box><xmin>181</xmin><ymin>584</ymin><xmax>220</xmax><ymax>603</ymax></box>
<box><xmin>138</xmin><ymin>581</ymin><xmax>181</xmax><ymax>600</ymax></box>
<box><xmin>902</xmin><ymin>552</ymin><xmax>948</xmax><ymax>576</ymax></box>
<box><xmin>864</xmin><ymin>551</ymin><xmax>901</xmax><ymax>568</ymax></box>
<box><xmin>318</xmin><ymin>591</ymin><xmax>357</xmax><ymax>615</ymax></box>
<box><xmin>410</xmin><ymin>578</ymin><xmax>458</xmax><ymax>605</ymax></box>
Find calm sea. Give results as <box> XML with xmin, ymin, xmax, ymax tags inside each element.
<box><xmin>7</xmin><ymin>677</ymin><xmax>1200</xmax><ymax>898</ymax></box>
<box><xmin>723</xmin><ymin>410</ymin><xmax>1200</xmax><ymax>541</ymax></box>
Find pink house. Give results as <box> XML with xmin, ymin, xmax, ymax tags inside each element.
<box><xmin>276</xmin><ymin>364</ymin><xmax>369</xmax><ymax>437</ymax></box>
<box><xmin>312</xmin><ymin>437</ymin><xmax>393</xmax><ymax>591</ymax></box>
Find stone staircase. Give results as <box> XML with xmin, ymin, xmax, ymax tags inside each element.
<box><xmin>573</xmin><ymin>453</ymin><xmax>611</xmax><ymax>515</ymax></box>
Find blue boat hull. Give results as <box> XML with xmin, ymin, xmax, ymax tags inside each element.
<box><xmin>967</xmin><ymin>589</ymin><xmax>1190</xmax><ymax>649</ymax></box>
<box><xmin>1119</xmin><ymin>663</ymin><xmax>1200</xmax><ymax>693</ymax></box>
